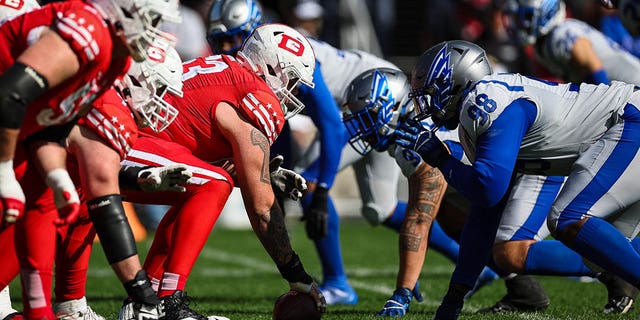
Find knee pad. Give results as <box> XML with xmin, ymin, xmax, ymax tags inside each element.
<box><xmin>87</xmin><ymin>194</ymin><xmax>137</xmax><ymax>264</ymax></box>
<box><xmin>361</xmin><ymin>203</ymin><xmax>387</xmax><ymax>226</ymax></box>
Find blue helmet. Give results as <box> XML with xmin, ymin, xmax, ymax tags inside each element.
<box><xmin>342</xmin><ymin>68</ymin><xmax>412</xmax><ymax>155</ymax></box>
<box><xmin>206</xmin><ymin>0</ymin><xmax>263</xmax><ymax>55</ymax></box>
<box><xmin>410</xmin><ymin>40</ymin><xmax>492</xmax><ymax>130</ymax></box>
<box><xmin>502</xmin><ymin>0</ymin><xmax>566</xmax><ymax>46</ymax></box>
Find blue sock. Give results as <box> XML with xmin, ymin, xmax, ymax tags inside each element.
<box><xmin>382</xmin><ymin>201</ymin><xmax>406</xmax><ymax>232</ymax></box>
<box><xmin>570</xmin><ymin>218</ymin><xmax>640</xmax><ymax>286</ymax></box>
<box><xmin>429</xmin><ymin>220</ymin><xmax>460</xmax><ymax>263</ymax></box>
<box><xmin>312</xmin><ymin>195</ymin><xmax>348</xmax><ymax>286</ymax></box>
<box><xmin>524</xmin><ymin>240</ymin><xmax>594</xmax><ymax>276</ymax></box>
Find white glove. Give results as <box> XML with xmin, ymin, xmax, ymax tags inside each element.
<box><xmin>390</xmin><ymin>143</ymin><xmax>425</xmax><ymax>178</ymax></box>
<box><xmin>269</xmin><ymin>155</ymin><xmax>307</xmax><ymax>201</ymax></box>
<box><xmin>45</xmin><ymin>168</ymin><xmax>81</xmax><ymax>226</ymax></box>
<box><xmin>0</xmin><ymin>160</ymin><xmax>25</xmax><ymax>227</ymax></box>
<box><xmin>289</xmin><ymin>282</ymin><xmax>327</xmax><ymax>314</ymax></box>
<box><xmin>137</xmin><ymin>164</ymin><xmax>193</xmax><ymax>192</ymax></box>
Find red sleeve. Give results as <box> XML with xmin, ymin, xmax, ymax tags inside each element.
<box><xmin>236</xmin><ymin>90</ymin><xmax>285</xmax><ymax>145</ymax></box>
<box><xmin>78</xmin><ymin>90</ymin><xmax>138</xmax><ymax>159</ymax></box>
<box><xmin>53</xmin><ymin>4</ymin><xmax>109</xmax><ymax>65</ymax></box>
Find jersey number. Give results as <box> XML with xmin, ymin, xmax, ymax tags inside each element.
<box><xmin>467</xmin><ymin>93</ymin><xmax>496</xmax><ymax>126</ymax></box>
<box><xmin>182</xmin><ymin>55</ymin><xmax>229</xmax><ymax>81</ymax></box>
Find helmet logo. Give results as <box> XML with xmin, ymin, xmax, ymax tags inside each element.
<box><xmin>425</xmin><ymin>45</ymin><xmax>454</xmax><ymax>108</ymax></box>
<box><xmin>0</xmin><ymin>0</ymin><xmax>24</xmax><ymax>10</ymax></box>
<box><xmin>278</xmin><ymin>34</ymin><xmax>305</xmax><ymax>56</ymax></box>
<box><xmin>147</xmin><ymin>46</ymin><xmax>166</xmax><ymax>63</ymax></box>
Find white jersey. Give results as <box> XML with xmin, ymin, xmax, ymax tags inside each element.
<box><xmin>459</xmin><ymin>74</ymin><xmax>635</xmax><ymax>175</ymax></box>
<box><xmin>535</xmin><ymin>18</ymin><xmax>640</xmax><ymax>84</ymax></box>
<box><xmin>309</xmin><ymin>38</ymin><xmax>398</xmax><ymax>104</ymax></box>
<box><xmin>0</xmin><ymin>0</ymin><xmax>40</xmax><ymax>24</ymax></box>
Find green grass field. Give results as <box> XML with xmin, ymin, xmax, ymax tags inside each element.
<box><xmin>8</xmin><ymin>218</ymin><xmax>637</xmax><ymax>319</ymax></box>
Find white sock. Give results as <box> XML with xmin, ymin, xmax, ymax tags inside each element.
<box><xmin>53</xmin><ymin>296</ymin><xmax>87</xmax><ymax>316</ymax></box>
<box><xmin>0</xmin><ymin>286</ymin><xmax>19</xmax><ymax>319</ymax></box>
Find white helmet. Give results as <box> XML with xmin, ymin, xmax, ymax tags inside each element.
<box><xmin>237</xmin><ymin>23</ymin><xmax>316</xmax><ymax>120</ymax></box>
<box><xmin>120</xmin><ymin>39</ymin><xmax>183</xmax><ymax>132</ymax></box>
<box><xmin>502</xmin><ymin>0</ymin><xmax>566</xmax><ymax>46</ymax></box>
<box><xmin>89</xmin><ymin>0</ymin><xmax>182</xmax><ymax>62</ymax></box>
<box><xmin>0</xmin><ymin>0</ymin><xmax>40</xmax><ymax>23</ymax></box>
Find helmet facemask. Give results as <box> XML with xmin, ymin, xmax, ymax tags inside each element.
<box><xmin>343</xmin><ymin>69</ymin><xmax>410</xmax><ymax>155</ymax></box>
<box><xmin>119</xmin><ymin>42</ymin><xmax>183</xmax><ymax>132</ymax></box>
<box><xmin>206</xmin><ymin>0</ymin><xmax>263</xmax><ymax>55</ymax></box>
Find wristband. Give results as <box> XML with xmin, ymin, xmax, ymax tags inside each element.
<box><xmin>277</xmin><ymin>252</ymin><xmax>313</xmax><ymax>284</ymax></box>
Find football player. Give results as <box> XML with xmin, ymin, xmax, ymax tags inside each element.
<box><xmin>0</xmin><ymin>0</ymin><xmax>182</xmax><ymax>316</ymax></box>
<box><xmin>396</xmin><ymin>40</ymin><xmax>640</xmax><ymax>319</ymax></box>
<box><xmin>503</xmin><ymin>0</ymin><xmax>640</xmax><ymax>85</ymax></box>
<box><xmin>116</xmin><ymin>23</ymin><xmax>325</xmax><ymax>320</ymax></box>
<box><xmin>206</xmin><ymin>0</ymin><xmax>483</xmax><ymax>306</ymax></box>
<box><xmin>0</xmin><ymin>42</ymin><xmax>188</xmax><ymax>320</ymax></box>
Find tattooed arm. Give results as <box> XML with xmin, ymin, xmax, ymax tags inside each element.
<box><xmin>215</xmin><ymin>102</ymin><xmax>326</xmax><ymax>312</ymax></box>
<box><xmin>215</xmin><ymin>102</ymin><xmax>293</xmax><ymax>265</ymax></box>
<box><xmin>396</xmin><ymin>161</ymin><xmax>447</xmax><ymax>290</ymax></box>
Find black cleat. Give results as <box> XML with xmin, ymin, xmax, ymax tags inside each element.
<box><xmin>598</xmin><ymin>272</ymin><xmax>639</xmax><ymax>314</ymax></box>
<box><xmin>477</xmin><ymin>275</ymin><xmax>549</xmax><ymax>314</ymax></box>
<box><xmin>160</xmin><ymin>291</ymin><xmax>206</xmax><ymax>320</ymax></box>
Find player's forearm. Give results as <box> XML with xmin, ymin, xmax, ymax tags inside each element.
<box><xmin>398</xmin><ymin>165</ymin><xmax>447</xmax><ymax>288</ymax></box>
<box><xmin>247</xmin><ymin>199</ymin><xmax>295</xmax><ymax>266</ymax></box>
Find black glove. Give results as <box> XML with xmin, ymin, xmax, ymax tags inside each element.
<box><xmin>302</xmin><ymin>186</ymin><xmax>329</xmax><ymax>240</ymax></box>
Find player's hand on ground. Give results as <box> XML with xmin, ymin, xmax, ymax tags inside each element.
<box><xmin>0</xmin><ymin>160</ymin><xmax>25</xmax><ymax>227</ymax></box>
<box><xmin>269</xmin><ymin>155</ymin><xmax>307</xmax><ymax>201</ymax></box>
<box><xmin>45</xmin><ymin>168</ymin><xmax>81</xmax><ymax>226</ymax></box>
<box><xmin>138</xmin><ymin>164</ymin><xmax>193</xmax><ymax>192</ymax></box>
<box><xmin>289</xmin><ymin>281</ymin><xmax>327</xmax><ymax>313</ymax></box>
<box><xmin>395</xmin><ymin>119</ymin><xmax>449</xmax><ymax>168</ymax></box>
<box><xmin>376</xmin><ymin>288</ymin><xmax>413</xmax><ymax>317</ymax></box>
<box><xmin>302</xmin><ymin>186</ymin><xmax>329</xmax><ymax>239</ymax></box>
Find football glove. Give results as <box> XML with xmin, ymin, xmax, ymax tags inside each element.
<box><xmin>289</xmin><ymin>282</ymin><xmax>327</xmax><ymax>314</ymax></box>
<box><xmin>376</xmin><ymin>288</ymin><xmax>412</xmax><ymax>317</ymax></box>
<box><xmin>269</xmin><ymin>155</ymin><xmax>307</xmax><ymax>201</ymax></box>
<box><xmin>137</xmin><ymin>164</ymin><xmax>193</xmax><ymax>192</ymax></box>
<box><xmin>413</xmin><ymin>281</ymin><xmax>424</xmax><ymax>302</ymax></box>
<box><xmin>0</xmin><ymin>160</ymin><xmax>25</xmax><ymax>227</ymax></box>
<box><xmin>45</xmin><ymin>168</ymin><xmax>81</xmax><ymax>226</ymax></box>
<box><xmin>390</xmin><ymin>143</ymin><xmax>425</xmax><ymax>178</ymax></box>
<box><xmin>395</xmin><ymin>119</ymin><xmax>450</xmax><ymax>168</ymax></box>
<box><xmin>302</xmin><ymin>186</ymin><xmax>329</xmax><ymax>240</ymax></box>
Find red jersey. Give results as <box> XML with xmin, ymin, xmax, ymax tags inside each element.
<box><xmin>0</xmin><ymin>1</ymin><xmax>130</xmax><ymax>140</ymax></box>
<box><xmin>76</xmin><ymin>88</ymin><xmax>138</xmax><ymax>160</ymax></box>
<box><xmin>149</xmin><ymin>55</ymin><xmax>285</xmax><ymax>163</ymax></box>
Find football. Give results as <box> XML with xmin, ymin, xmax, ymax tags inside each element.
<box><xmin>272</xmin><ymin>290</ymin><xmax>321</xmax><ymax>320</ymax></box>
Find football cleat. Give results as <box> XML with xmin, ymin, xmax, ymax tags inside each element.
<box><xmin>160</xmin><ymin>291</ymin><xmax>229</xmax><ymax>320</ymax></box>
<box><xmin>477</xmin><ymin>275</ymin><xmax>549</xmax><ymax>314</ymax></box>
<box><xmin>319</xmin><ymin>283</ymin><xmax>359</xmax><ymax>305</ymax></box>
<box><xmin>2</xmin><ymin>313</ymin><xmax>23</xmax><ymax>320</ymax></box>
<box><xmin>55</xmin><ymin>306</ymin><xmax>105</xmax><ymax>320</ymax></box>
<box><xmin>598</xmin><ymin>272</ymin><xmax>639</xmax><ymax>314</ymax></box>
<box><xmin>117</xmin><ymin>298</ymin><xmax>164</xmax><ymax>320</ymax></box>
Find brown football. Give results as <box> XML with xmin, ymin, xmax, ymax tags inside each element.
<box><xmin>272</xmin><ymin>290</ymin><xmax>321</xmax><ymax>320</ymax></box>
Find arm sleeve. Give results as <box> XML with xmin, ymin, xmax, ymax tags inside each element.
<box><xmin>298</xmin><ymin>61</ymin><xmax>346</xmax><ymax>188</ymax></box>
<box><xmin>439</xmin><ymin>99</ymin><xmax>536</xmax><ymax>207</ymax></box>
<box><xmin>450</xmin><ymin>202</ymin><xmax>506</xmax><ymax>288</ymax></box>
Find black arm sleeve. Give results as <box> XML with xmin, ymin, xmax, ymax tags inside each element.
<box><xmin>118</xmin><ymin>165</ymin><xmax>145</xmax><ymax>191</ymax></box>
<box><xmin>0</xmin><ymin>62</ymin><xmax>49</xmax><ymax>129</ymax></box>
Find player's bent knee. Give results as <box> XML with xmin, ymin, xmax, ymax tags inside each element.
<box><xmin>492</xmin><ymin>241</ymin><xmax>530</xmax><ymax>273</ymax></box>
<box><xmin>362</xmin><ymin>203</ymin><xmax>386</xmax><ymax>226</ymax></box>
<box><xmin>87</xmin><ymin>194</ymin><xmax>137</xmax><ymax>264</ymax></box>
